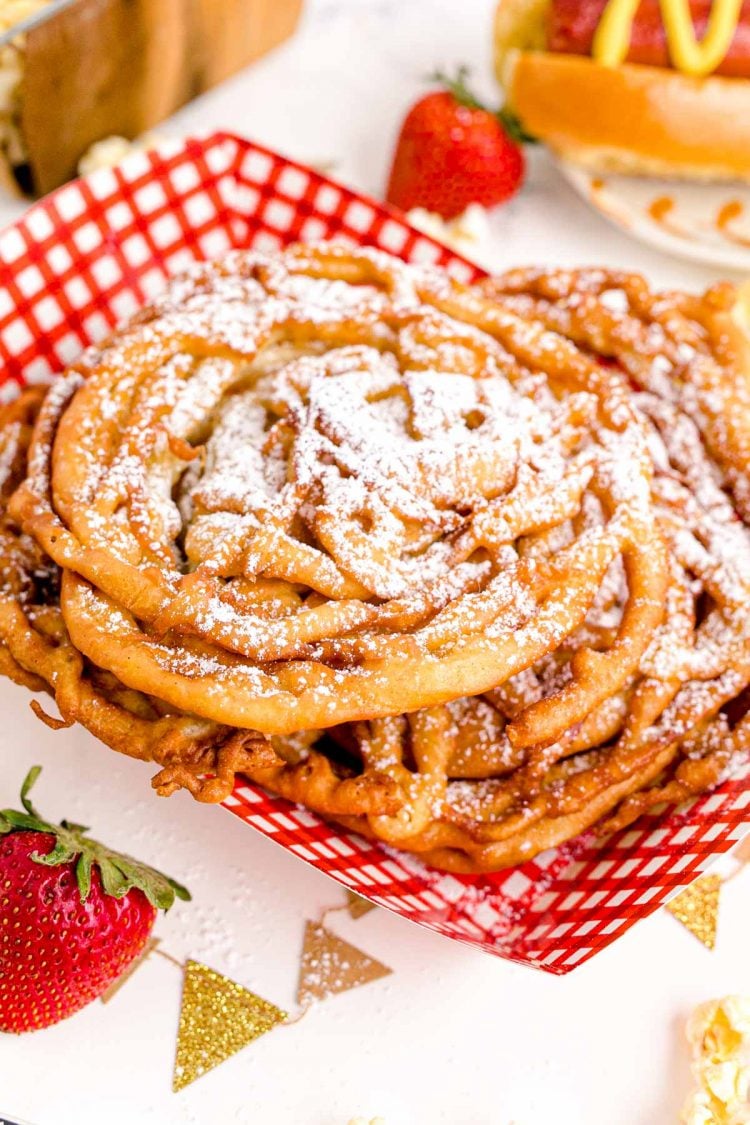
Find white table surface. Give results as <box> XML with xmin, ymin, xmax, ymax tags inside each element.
<box><xmin>1</xmin><ymin>2</ymin><xmax>748</xmax><ymax>1123</ymax></box>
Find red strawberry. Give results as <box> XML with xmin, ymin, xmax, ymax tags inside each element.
<box><xmin>0</xmin><ymin>766</ymin><xmax>189</xmax><ymax>1032</ymax></box>
<box><xmin>386</xmin><ymin>67</ymin><xmax>526</xmax><ymax>219</ymax></box>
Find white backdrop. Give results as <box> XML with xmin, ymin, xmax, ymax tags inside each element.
<box><xmin>0</xmin><ymin>3</ymin><xmax>747</xmax><ymax>1123</ymax></box>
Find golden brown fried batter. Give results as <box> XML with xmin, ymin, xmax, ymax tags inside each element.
<box><xmin>1</xmin><ymin>250</ymin><xmax>749</xmax><ymax>872</ymax></box>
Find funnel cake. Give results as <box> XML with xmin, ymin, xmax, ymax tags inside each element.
<box><xmin>10</xmin><ymin>244</ymin><xmax>666</xmax><ymax>739</ymax></box>
<box><xmin>3</xmin><ymin>248</ymin><xmax>750</xmax><ymax>873</ymax></box>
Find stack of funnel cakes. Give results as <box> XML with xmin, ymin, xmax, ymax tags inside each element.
<box><xmin>2</xmin><ymin>244</ymin><xmax>749</xmax><ymax>871</ymax></box>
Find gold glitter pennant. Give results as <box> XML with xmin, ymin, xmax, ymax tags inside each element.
<box><xmin>101</xmin><ymin>937</ymin><xmax>160</xmax><ymax>1004</ymax></box>
<box><xmin>666</xmin><ymin>873</ymin><xmax>722</xmax><ymax>950</ymax></box>
<box><xmin>346</xmin><ymin>890</ymin><xmax>376</xmax><ymax>920</ymax></box>
<box><xmin>173</xmin><ymin>961</ymin><xmax>286</xmax><ymax>1092</ymax></box>
<box><xmin>297</xmin><ymin>921</ymin><xmax>391</xmax><ymax>1008</ymax></box>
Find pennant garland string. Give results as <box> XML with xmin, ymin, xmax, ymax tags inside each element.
<box><xmin>92</xmin><ymin>839</ymin><xmax>750</xmax><ymax>1092</ymax></box>
<box><xmin>97</xmin><ymin>887</ymin><xmax>390</xmax><ymax>1090</ymax></box>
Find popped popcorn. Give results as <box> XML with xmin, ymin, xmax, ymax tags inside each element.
<box><xmin>682</xmin><ymin>997</ymin><xmax>750</xmax><ymax>1124</ymax></box>
<box><xmin>406</xmin><ymin>203</ymin><xmax>492</xmax><ymax>266</ymax></box>
<box><xmin>77</xmin><ymin>132</ymin><xmax>161</xmax><ymax>176</ymax></box>
<box><xmin>0</xmin><ymin>0</ymin><xmax>49</xmax><ymax>176</ymax></box>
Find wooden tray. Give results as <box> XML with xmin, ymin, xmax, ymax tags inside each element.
<box><xmin>19</xmin><ymin>0</ymin><xmax>304</xmax><ymax>194</ymax></box>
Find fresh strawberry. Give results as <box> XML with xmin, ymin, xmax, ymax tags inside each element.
<box><xmin>386</xmin><ymin>67</ymin><xmax>526</xmax><ymax>219</ymax></box>
<box><xmin>0</xmin><ymin>766</ymin><xmax>189</xmax><ymax>1033</ymax></box>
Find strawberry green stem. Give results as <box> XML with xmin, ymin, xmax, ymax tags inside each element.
<box><xmin>427</xmin><ymin>65</ymin><xmax>537</xmax><ymax>145</ymax></box>
<box><xmin>429</xmin><ymin>65</ymin><xmax>485</xmax><ymax>111</ymax></box>
<box><xmin>0</xmin><ymin>767</ymin><xmax>190</xmax><ymax>909</ymax></box>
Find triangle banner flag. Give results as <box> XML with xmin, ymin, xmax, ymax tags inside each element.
<box><xmin>666</xmin><ymin>873</ymin><xmax>721</xmax><ymax>950</ymax></box>
<box><xmin>297</xmin><ymin>921</ymin><xmax>391</xmax><ymax>1008</ymax></box>
<box><xmin>173</xmin><ymin>960</ymin><xmax>287</xmax><ymax>1091</ymax></box>
<box><xmin>346</xmin><ymin>890</ymin><xmax>376</xmax><ymax>919</ymax></box>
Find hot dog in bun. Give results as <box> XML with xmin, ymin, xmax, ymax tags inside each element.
<box><xmin>495</xmin><ymin>0</ymin><xmax>750</xmax><ymax>179</ymax></box>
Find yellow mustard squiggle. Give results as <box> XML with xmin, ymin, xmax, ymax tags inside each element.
<box><xmin>592</xmin><ymin>0</ymin><xmax>743</xmax><ymax>78</ymax></box>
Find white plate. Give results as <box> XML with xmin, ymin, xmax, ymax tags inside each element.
<box><xmin>561</xmin><ymin>161</ymin><xmax>750</xmax><ymax>273</ymax></box>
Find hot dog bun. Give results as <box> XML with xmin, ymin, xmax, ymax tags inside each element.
<box><xmin>495</xmin><ymin>0</ymin><xmax>750</xmax><ymax>180</ymax></box>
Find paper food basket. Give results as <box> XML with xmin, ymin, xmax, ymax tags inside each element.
<box><xmin>1</xmin><ymin>131</ymin><xmax>748</xmax><ymax>973</ymax></box>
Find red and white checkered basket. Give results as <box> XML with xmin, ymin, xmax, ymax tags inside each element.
<box><xmin>1</xmin><ymin>131</ymin><xmax>748</xmax><ymax>973</ymax></box>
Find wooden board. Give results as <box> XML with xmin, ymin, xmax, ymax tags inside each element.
<box><xmin>20</xmin><ymin>0</ymin><xmax>304</xmax><ymax>194</ymax></box>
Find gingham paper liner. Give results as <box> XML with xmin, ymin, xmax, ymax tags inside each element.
<box><xmin>1</xmin><ymin>131</ymin><xmax>748</xmax><ymax>973</ymax></box>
